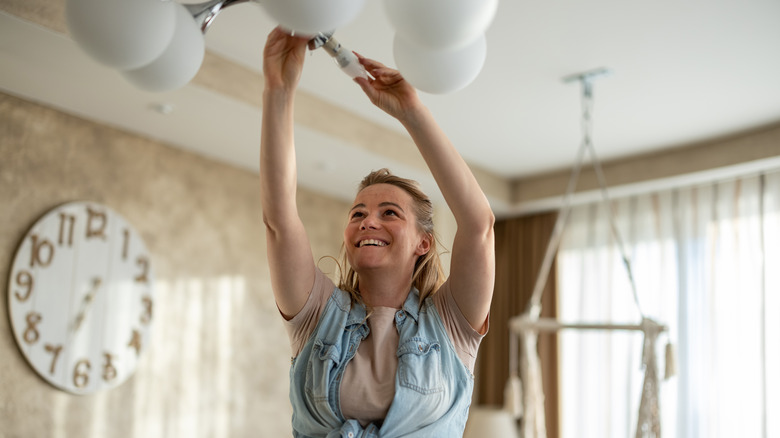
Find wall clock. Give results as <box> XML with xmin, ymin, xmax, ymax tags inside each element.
<box><xmin>7</xmin><ymin>201</ymin><xmax>154</xmax><ymax>394</ymax></box>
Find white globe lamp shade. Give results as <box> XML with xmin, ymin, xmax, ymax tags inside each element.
<box><xmin>65</xmin><ymin>0</ymin><xmax>177</xmax><ymax>70</ymax></box>
<box><xmin>393</xmin><ymin>33</ymin><xmax>487</xmax><ymax>94</ymax></box>
<box><xmin>259</xmin><ymin>0</ymin><xmax>367</xmax><ymax>35</ymax></box>
<box><xmin>122</xmin><ymin>3</ymin><xmax>205</xmax><ymax>92</ymax></box>
<box><xmin>383</xmin><ymin>0</ymin><xmax>498</xmax><ymax>50</ymax></box>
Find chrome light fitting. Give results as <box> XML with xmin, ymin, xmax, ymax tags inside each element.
<box><xmin>185</xmin><ymin>0</ymin><xmax>253</xmax><ymax>33</ymax></box>
<box><xmin>188</xmin><ymin>0</ymin><xmax>368</xmax><ymax>80</ymax></box>
<box><xmin>187</xmin><ymin>0</ymin><xmax>367</xmax><ymax>79</ymax></box>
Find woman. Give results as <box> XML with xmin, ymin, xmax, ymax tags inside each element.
<box><xmin>261</xmin><ymin>27</ymin><xmax>495</xmax><ymax>437</ymax></box>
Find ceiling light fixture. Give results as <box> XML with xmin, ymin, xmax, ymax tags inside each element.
<box><xmin>65</xmin><ymin>0</ymin><xmax>498</xmax><ymax>94</ymax></box>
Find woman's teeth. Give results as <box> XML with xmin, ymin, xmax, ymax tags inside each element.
<box><xmin>359</xmin><ymin>239</ymin><xmax>387</xmax><ymax>247</ymax></box>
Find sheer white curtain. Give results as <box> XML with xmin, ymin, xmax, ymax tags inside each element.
<box><xmin>557</xmin><ymin>171</ymin><xmax>780</xmax><ymax>438</ymax></box>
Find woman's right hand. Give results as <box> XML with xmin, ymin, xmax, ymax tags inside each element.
<box><xmin>262</xmin><ymin>26</ymin><xmax>309</xmax><ymax>92</ymax></box>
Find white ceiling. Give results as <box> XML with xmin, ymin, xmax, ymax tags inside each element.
<box><xmin>2</xmin><ymin>0</ymin><xmax>780</xmax><ymax>214</ymax></box>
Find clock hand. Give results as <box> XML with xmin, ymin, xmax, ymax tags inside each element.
<box><xmin>72</xmin><ymin>277</ymin><xmax>102</xmax><ymax>332</ymax></box>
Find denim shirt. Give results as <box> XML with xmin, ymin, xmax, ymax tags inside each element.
<box><xmin>289</xmin><ymin>286</ymin><xmax>474</xmax><ymax>437</ymax></box>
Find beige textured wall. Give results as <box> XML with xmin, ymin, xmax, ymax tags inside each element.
<box><xmin>0</xmin><ymin>92</ymin><xmax>350</xmax><ymax>437</ymax></box>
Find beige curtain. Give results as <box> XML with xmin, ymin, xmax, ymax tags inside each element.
<box><xmin>556</xmin><ymin>172</ymin><xmax>780</xmax><ymax>437</ymax></box>
<box><xmin>475</xmin><ymin>212</ymin><xmax>560</xmax><ymax>438</ymax></box>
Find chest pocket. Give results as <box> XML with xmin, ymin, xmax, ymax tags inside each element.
<box><xmin>397</xmin><ymin>337</ymin><xmax>444</xmax><ymax>394</ymax></box>
<box><xmin>305</xmin><ymin>339</ymin><xmax>341</xmax><ymax>403</ymax></box>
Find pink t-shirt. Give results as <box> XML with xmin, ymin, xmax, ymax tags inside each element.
<box><xmin>284</xmin><ymin>268</ymin><xmax>487</xmax><ymax>426</ymax></box>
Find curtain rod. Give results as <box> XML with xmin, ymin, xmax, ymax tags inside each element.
<box><xmin>502</xmin><ymin>155</ymin><xmax>780</xmax><ymax>218</ymax></box>
<box><xmin>509</xmin><ymin>316</ymin><xmax>667</xmax><ymax>334</ymax></box>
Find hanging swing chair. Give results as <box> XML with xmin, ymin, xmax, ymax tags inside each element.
<box><xmin>505</xmin><ymin>69</ymin><xmax>673</xmax><ymax>438</ymax></box>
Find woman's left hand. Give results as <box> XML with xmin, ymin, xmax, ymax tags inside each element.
<box><xmin>354</xmin><ymin>54</ymin><xmax>495</xmax><ymax>333</ymax></box>
<box><xmin>354</xmin><ymin>54</ymin><xmax>422</xmax><ymax>121</ymax></box>
<box><xmin>263</xmin><ymin>26</ymin><xmax>309</xmax><ymax>93</ymax></box>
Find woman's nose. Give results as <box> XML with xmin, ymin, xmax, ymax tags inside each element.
<box><xmin>360</xmin><ymin>215</ymin><xmax>379</xmax><ymax>230</ymax></box>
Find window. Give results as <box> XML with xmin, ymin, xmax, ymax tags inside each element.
<box><xmin>557</xmin><ymin>172</ymin><xmax>780</xmax><ymax>438</ymax></box>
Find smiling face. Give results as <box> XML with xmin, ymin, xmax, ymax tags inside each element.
<box><xmin>344</xmin><ymin>183</ymin><xmax>431</xmax><ymax>277</ymax></box>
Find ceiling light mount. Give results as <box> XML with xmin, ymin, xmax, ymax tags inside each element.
<box><xmin>562</xmin><ymin>67</ymin><xmax>612</xmax><ymax>84</ymax></box>
<box><xmin>184</xmin><ymin>0</ymin><xmax>252</xmax><ymax>33</ymax></box>
<box><xmin>563</xmin><ymin>67</ymin><xmax>613</xmax><ymax>97</ymax></box>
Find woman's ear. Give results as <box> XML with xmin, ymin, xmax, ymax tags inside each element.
<box><xmin>415</xmin><ymin>234</ymin><xmax>432</xmax><ymax>257</ymax></box>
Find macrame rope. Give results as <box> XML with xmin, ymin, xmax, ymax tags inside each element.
<box><xmin>524</xmin><ymin>74</ymin><xmax>644</xmax><ymax>320</ymax></box>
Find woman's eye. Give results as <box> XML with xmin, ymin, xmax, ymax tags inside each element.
<box><xmin>351</xmin><ymin>212</ymin><xmax>364</xmax><ymax>219</ymax></box>
<box><xmin>384</xmin><ymin>210</ymin><xmax>397</xmax><ymax>216</ymax></box>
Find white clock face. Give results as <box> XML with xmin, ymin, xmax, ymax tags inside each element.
<box><xmin>8</xmin><ymin>201</ymin><xmax>154</xmax><ymax>394</ymax></box>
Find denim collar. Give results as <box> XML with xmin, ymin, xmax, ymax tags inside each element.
<box><xmin>401</xmin><ymin>287</ymin><xmax>422</xmax><ymax>322</ymax></box>
<box><xmin>344</xmin><ymin>286</ymin><xmax>422</xmax><ymax>326</ymax></box>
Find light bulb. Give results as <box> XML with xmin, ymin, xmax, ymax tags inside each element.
<box><xmin>321</xmin><ymin>36</ymin><xmax>368</xmax><ymax>80</ymax></box>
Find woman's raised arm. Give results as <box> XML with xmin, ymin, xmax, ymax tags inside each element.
<box><xmin>260</xmin><ymin>27</ymin><xmax>316</xmax><ymax>319</ymax></box>
<box><xmin>354</xmin><ymin>56</ymin><xmax>495</xmax><ymax>332</ymax></box>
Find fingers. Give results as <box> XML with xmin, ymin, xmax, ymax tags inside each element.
<box><xmin>263</xmin><ymin>27</ymin><xmax>307</xmax><ymax>65</ymax></box>
<box><xmin>355</xmin><ymin>52</ymin><xmax>385</xmax><ymax>69</ymax></box>
<box><xmin>263</xmin><ymin>26</ymin><xmax>309</xmax><ymax>90</ymax></box>
<box><xmin>353</xmin><ymin>76</ymin><xmax>372</xmax><ymax>94</ymax></box>
<box><xmin>264</xmin><ymin>27</ymin><xmax>287</xmax><ymax>57</ymax></box>
<box><xmin>268</xmin><ymin>26</ymin><xmax>287</xmax><ymax>39</ymax></box>
<box><xmin>354</xmin><ymin>53</ymin><xmax>407</xmax><ymax>86</ymax></box>
<box><xmin>266</xmin><ymin>26</ymin><xmax>292</xmax><ymax>48</ymax></box>
<box><xmin>354</xmin><ymin>76</ymin><xmax>381</xmax><ymax>103</ymax></box>
<box><xmin>269</xmin><ymin>25</ymin><xmax>309</xmax><ymax>42</ymax></box>
<box><xmin>265</xmin><ymin>26</ymin><xmax>308</xmax><ymax>53</ymax></box>
<box><xmin>355</xmin><ymin>53</ymin><xmax>394</xmax><ymax>77</ymax></box>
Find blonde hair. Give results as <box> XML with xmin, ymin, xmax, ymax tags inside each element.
<box><xmin>337</xmin><ymin>168</ymin><xmax>445</xmax><ymax>306</ymax></box>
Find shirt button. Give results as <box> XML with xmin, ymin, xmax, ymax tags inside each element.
<box><xmin>418</xmin><ymin>343</ymin><xmax>424</xmax><ymax>352</ymax></box>
<box><xmin>348</xmin><ymin>433</ymin><xmax>354</xmax><ymax>438</ymax></box>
